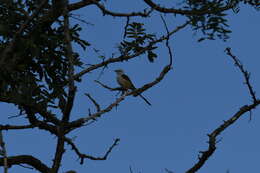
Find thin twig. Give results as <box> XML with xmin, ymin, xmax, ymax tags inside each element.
<box><xmin>94</xmin><ymin>80</ymin><xmax>124</xmax><ymax>91</ymax></box>
<box><xmin>225</xmin><ymin>47</ymin><xmax>257</xmax><ymax>103</ymax></box>
<box><xmin>160</xmin><ymin>15</ymin><xmax>173</xmax><ymax>66</ymax></box>
<box><xmin>65</xmin><ymin>137</ymin><xmax>120</xmax><ymax>164</ymax></box>
<box><xmin>85</xmin><ymin>93</ymin><xmax>101</xmax><ymax>112</ymax></box>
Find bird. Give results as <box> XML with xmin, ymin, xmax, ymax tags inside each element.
<box><xmin>114</xmin><ymin>69</ymin><xmax>151</xmax><ymax>106</ymax></box>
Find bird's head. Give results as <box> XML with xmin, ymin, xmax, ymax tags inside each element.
<box><xmin>114</xmin><ymin>69</ymin><xmax>124</xmax><ymax>75</ymax></box>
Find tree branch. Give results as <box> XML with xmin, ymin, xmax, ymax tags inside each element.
<box><xmin>225</xmin><ymin>47</ymin><xmax>257</xmax><ymax>103</ymax></box>
<box><xmin>0</xmin><ymin>155</ymin><xmax>51</xmax><ymax>173</ymax></box>
<box><xmin>85</xmin><ymin>93</ymin><xmax>101</xmax><ymax>112</ymax></box>
<box><xmin>65</xmin><ymin>137</ymin><xmax>119</xmax><ymax>164</ymax></box>
<box><xmin>0</xmin><ymin>124</ymin><xmax>35</xmax><ymax>131</ymax></box>
<box><xmin>0</xmin><ymin>97</ymin><xmax>60</xmax><ymax>125</ymax></box>
<box><xmin>91</xmin><ymin>0</ymin><xmax>152</xmax><ymax>17</ymax></box>
<box><xmin>143</xmin><ymin>0</ymin><xmax>232</xmax><ymax>15</ymax></box>
<box><xmin>62</xmin><ymin>0</ymin><xmax>77</xmax><ymax>123</ymax></box>
<box><xmin>68</xmin><ymin>58</ymin><xmax>173</xmax><ymax>130</ymax></box>
<box><xmin>73</xmin><ymin>21</ymin><xmax>189</xmax><ymax>81</ymax></box>
<box><xmin>185</xmin><ymin>100</ymin><xmax>260</xmax><ymax>173</ymax></box>
<box><xmin>51</xmin><ymin>1</ymin><xmax>71</xmax><ymax>172</ymax></box>
<box><xmin>94</xmin><ymin>80</ymin><xmax>125</xmax><ymax>92</ymax></box>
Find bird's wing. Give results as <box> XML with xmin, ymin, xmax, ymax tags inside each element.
<box><xmin>121</xmin><ymin>74</ymin><xmax>136</xmax><ymax>89</ymax></box>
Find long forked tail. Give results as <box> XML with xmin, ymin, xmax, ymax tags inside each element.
<box><xmin>139</xmin><ymin>94</ymin><xmax>152</xmax><ymax>106</ymax></box>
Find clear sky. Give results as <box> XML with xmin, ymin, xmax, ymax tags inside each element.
<box><xmin>1</xmin><ymin>1</ymin><xmax>260</xmax><ymax>173</ymax></box>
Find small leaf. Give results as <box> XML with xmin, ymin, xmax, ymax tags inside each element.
<box><xmin>147</xmin><ymin>50</ymin><xmax>157</xmax><ymax>63</ymax></box>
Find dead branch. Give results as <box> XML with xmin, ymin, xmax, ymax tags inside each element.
<box><xmin>225</xmin><ymin>47</ymin><xmax>257</xmax><ymax>103</ymax></box>
<box><xmin>65</xmin><ymin>137</ymin><xmax>120</xmax><ymax>164</ymax></box>
<box><xmin>185</xmin><ymin>100</ymin><xmax>260</xmax><ymax>173</ymax></box>
<box><xmin>85</xmin><ymin>93</ymin><xmax>101</xmax><ymax>112</ymax></box>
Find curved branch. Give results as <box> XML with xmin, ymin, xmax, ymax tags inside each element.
<box><xmin>68</xmin><ymin>0</ymin><xmax>93</xmax><ymax>11</ymax></box>
<box><xmin>91</xmin><ymin>1</ymin><xmax>152</xmax><ymax>17</ymax></box>
<box><xmin>225</xmin><ymin>47</ymin><xmax>257</xmax><ymax>103</ymax></box>
<box><xmin>143</xmin><ymin>0</ymin><xmax>232</xmax><ymax>15</ymax></box>
<box><xmin>185</xmin><ymin>100</ymin><xmax>260</xmax><ymax>173</ymax></box>
<box><xmin>0</xmin><ymin>155</ymin><xmax>51</xmax><ymax>173</ymax></box>
<box><xmin>65</xmin><ymin>137</ymin><xmax>119</xmax><ymax>164</ymax></box>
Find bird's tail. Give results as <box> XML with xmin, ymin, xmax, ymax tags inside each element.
<box><xmin>139</xmin><ymin>94</ymin><xmax>152</xmax><ymax>106</ymax></box>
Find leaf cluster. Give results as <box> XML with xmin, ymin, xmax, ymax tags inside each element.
<box><xmin>0</xmin><ymin>1</ymin><xmax>89</xmax><ymax>112</ymax></box>
<box><xmin>118</xmin><ymin>22</ymin><xmax>157</xmax><ymax>62</ymax></box>
<box><xmin>184</xmin><ymin>0</ymin><xmax>259</xmax><ymax>41</ymax></box>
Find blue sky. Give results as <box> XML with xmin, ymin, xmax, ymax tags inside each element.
<box><xmin>1</xmin><ymin>1</ymin><xmax>260</xmax><ymax>173</ymax></box>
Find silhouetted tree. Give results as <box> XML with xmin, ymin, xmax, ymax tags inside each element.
<box><xmin>0</xmin><ymin>0</ymin><xmax>259</xmax><ymax>173</ymax></box>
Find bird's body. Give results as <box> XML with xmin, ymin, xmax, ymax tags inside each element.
<box><xmin>114</xmin><ymin>69</ymin><xmax>151</xmax><ymax>106</ymax></box>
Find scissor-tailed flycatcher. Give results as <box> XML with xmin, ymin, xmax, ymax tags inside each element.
<box><xmin>114</xmin><ymin>69</ymin><xmax>151</xmax><ymax>106</ymax></box>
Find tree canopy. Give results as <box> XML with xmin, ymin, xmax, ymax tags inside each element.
<box><xmin>0</xmin><ymin>0</ymin><xmax>259</xmax><ymax>173</ymax></box>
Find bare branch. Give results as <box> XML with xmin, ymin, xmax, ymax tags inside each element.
<box><xmin>67</xmin><ymin>92</ymin><xmax>127</xmax><ymax>130</ymax></box>
<box><xmin>0</xmin><ymin>155</ymin><xmax>51</xmax><ymax>173</ymax></box>
<box><xmin>94</xmin><ymin>80</ymin><xmax>125</xmax><ymax>91</ymax></box>
<box><xmin>132</xmin><ymin>64</ymin><xmax>171</xmax><ymax>97</ymax></box>
<box><xmin>0</xmin><ymin>124</ymin><xmax>35</xmax><ymax>131</ymax></box>
<box><xmin>65</xmin><ymin>137</ymin><xmax>120</xmax><ymax>165</ymax></box>
<box><xmin>85</xmin><ymin>93</ymin><xmax>101</xmax><ymax>112</ymax></box>
<box><xmin>91</xmin><ymin>0</ymin><xmax>152</xmax><ymax>17</ymax></box>
<box><xmin>225</xmin><ymin>47</ymin><xmax>257</xmax><ymax>103</ymax></box>
<box><xmin>143</xmin><ymin>0</ymin><xmax>232</xmax><ymax>15</ymax></box>
<box><xmin>185</xmin><ymin>100</ymin><xmax>260</xmax><ymax>173</ymax></box>
<box><xmin>23</xmin><ymin>106</ymin><xmax>58</xmax><ymax>135</ymax></box>
<box><xmin>160</xmin><ymin>15</ymin><xmax>173</xmax><ymax>66</ymax></box>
